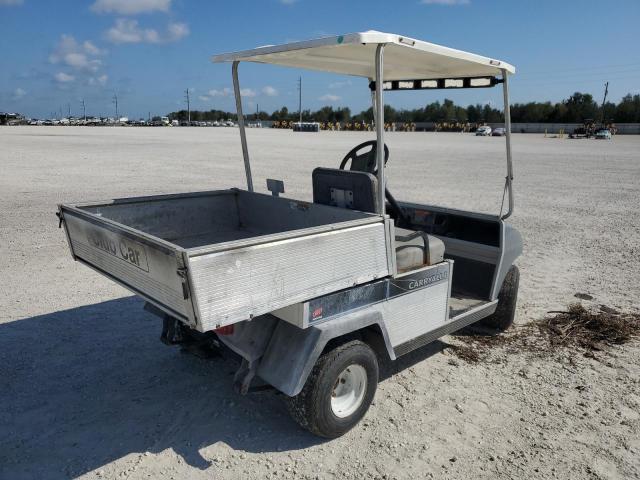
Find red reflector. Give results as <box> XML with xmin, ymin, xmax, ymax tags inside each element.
<box><xmin>214</xmin><ymin>325</ymin><xmax>234</xmax><ymax>336</ymax></box>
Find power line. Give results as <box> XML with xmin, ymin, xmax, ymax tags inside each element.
<box><xmin>514</xmin><ymin>73</ymin><xmax>639</xmax><ymax>88</ymax></box>
<box><xmin>521</xmin><ymin>61</ymin><xmax>640</xmax><ymax>77</ymax></box>
<box><xmin>518</xmin><ymin>67</ymin><xmax>640</xmax><ymax>82</ymax></box>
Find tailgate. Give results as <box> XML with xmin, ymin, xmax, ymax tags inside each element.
<box><xmin>59</xmin><ymin>205</ymin><xmax>196</xmax><ymax>325</ymax></box>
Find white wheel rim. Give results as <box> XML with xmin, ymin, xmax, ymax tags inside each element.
<box><xmin>330</xmin><ymin>364</ymin><xmax>367</xmax><ymax>418</ymax></box>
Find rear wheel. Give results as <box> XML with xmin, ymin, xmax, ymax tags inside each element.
<box><xmin>476</xmin><ymin>265</ymin><xmax>520</xmax><ymax>331</ymax></box>
<box><xmin>286</xmin><ymin>340</ymin><xmax>378</xmax><ymax>438</ymax></box>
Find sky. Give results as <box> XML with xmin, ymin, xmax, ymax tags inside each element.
<box><xmin>1</xmin><ymin>0</ymin><xmax>639</xmax><ymax>119</ymax></box>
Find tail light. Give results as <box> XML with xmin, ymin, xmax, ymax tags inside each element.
<box><xmin>214</xmin><ymin>325</ymin><xmax>234</xmax><ymax>336</ymax></box>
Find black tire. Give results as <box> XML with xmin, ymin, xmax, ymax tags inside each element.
<box><xmin>286</xmin><ymin>340</ymin><xmax>378</xmax><ymax>438</ymax></box>
<box><xmin>476</xmin><ymin>265</ymin><xmax>520</xmax><ymax>331</ymax></box>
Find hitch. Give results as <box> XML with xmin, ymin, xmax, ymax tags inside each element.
<box><xmin>147</xmin><ymin>302</ymin><xmax>221</xmax><ymax>356</ymax></box>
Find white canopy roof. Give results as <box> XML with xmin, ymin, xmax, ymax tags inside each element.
<box><xmin>211</xmin><ymin>31</ymin><xmax>515</xmax><ymax>81</ymax></box>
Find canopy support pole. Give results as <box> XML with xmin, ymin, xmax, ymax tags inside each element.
<box><xmin>500</xmin><ymin>68</ymin><xmax>514</xmax><ymax>220</ymax></box>
<box><xmin>369</xmin><ymin>86</ymin><xmax>377</xmax><ymax>124</ymax></box>
<box><xmin>232</xmin><ymin>61</ymin><xmax>254</xmax><ymax>192</ymax></box>
<box><xmin>374</xmin><ymin>44</ymin><xmax>385</xmax><ymax>216</ymax></box>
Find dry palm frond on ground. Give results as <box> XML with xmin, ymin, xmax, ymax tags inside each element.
<box><xmin>450</xmin><ymin>303</ymin><xmax>640</xmax><ymax>363</ymax></box>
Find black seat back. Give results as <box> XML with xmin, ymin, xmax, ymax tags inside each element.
<box><xmin>312</xmin><ymin>168</ymin><xmax>378</xmax><ymax>214</ymax></box>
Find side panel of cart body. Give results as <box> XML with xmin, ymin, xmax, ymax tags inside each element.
<box><xmin>261</xmin><ymin>261</ymin><xmax>454</xmax><ymax>396</ymax></box>
<box><xmin>187</xmin><ymin>219</ymin><xmax>390</xmax><ymax>331</ymax></box>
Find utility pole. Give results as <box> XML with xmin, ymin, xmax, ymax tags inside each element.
<box><xmin>81</xmin><ymin>99</ymin><xmax>86</xmax><ymax>121</ymax></box>
<box><xmin>112</xmin><ymin>94</ymin><xmax>119</xmax><ymax>120</ymax></box>
<box><xmin>184</xmin><ymin>88</ymin><xmax>191</xmax><ymax>123</ymax></box>
<box><xmin>67</xmin><ymin>103</ymin><xmax>71</xmax><ymax>118</ymax></box>
<box><xmin>600</xmin><ymin>81</ymin><xmax>609</xmax><ymax>126</ymax></box>
<box><xmin>298</xmin><ymin>76</ymin><xmax>302</xmax><ymax>123</ymax></box>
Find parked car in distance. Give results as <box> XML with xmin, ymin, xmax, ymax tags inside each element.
<box><xmin>594</xmin><ymin>128</ymin><xmax>612</xmax><ymax>140</ymax></box>
<box><xmin>492</xmin><ymin>127</ymin><xmax>506</xmax><ymax>136</ymax></box>
<box><xmin>476</xmin><ymin>125</ymin><xmax>492</xmax><ymax>136</ymax></box>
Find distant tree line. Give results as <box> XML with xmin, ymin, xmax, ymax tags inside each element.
<box><xmin>167</xmin><ymin>92</ymin><xmax>640</xmax><ymax>124</ymax></box>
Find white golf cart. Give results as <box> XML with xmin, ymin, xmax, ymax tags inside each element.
<box><xmin>58</xmin><ymin>31</ymin><xmax>521</xmax><ymax>438</ymax></box>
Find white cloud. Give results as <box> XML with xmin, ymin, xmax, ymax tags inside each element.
<box><xmin>262</xmin><ymin>86</ymin><xmax>278</xmax><ymax>97</ymax></box>
<box><xmin>106</xmin><ymin>19</ymin><xmax>153</xmax><ymax>43</ymax></box>
<box><xmin>54</xmin><ymin>72</ymin><xmax>75</xmax><ymax>83</ymax></box>
<box><xmin>83</xmin><ymin>40</ymin><xmax>102</xmax><ymax>55</ymax></box>
<box><xmin>64</xmin><ymin>53</ymin><xmax>102</xmax><ymax>72</ymax></box>
<box><xmin>420</xmin><ymin>0</ymin><xmax>469</xmax><ymax>4</ymax></box>
<box><xmin>50</xmin><ymin>35</ymin><xmax>104</xmax><ymax>73</ymax></box>
<box><xmin>91</xmin><ymin>0</ymin><xmax>171</xmax><ymax>15</ymax></box>
<box><xmin>88</xmin><ymin>74</ymin><xmax>108</xmax><ymax>86</ymax></box>
<box><xmin>240</xmin><ymin>88</ymin><xmax>256</xmax><ymax>98</ymax></box>
<box><xmin>208</xmin><ymin>88</ymin><xmax>232</xmax><ymax>97</ymax></box>
<box><xmin>328</xmin><ymin>80</ymin><xmax>352</xmax><ymax>89</ymax></box>
<box><xmin>319</xmin><ymin>93</ymin><xmax>340</xmax><ymax>102</ymax></box>
<box><xmin>0</xmin><ymin>0</ymin><xmax>24</xmax><ymax>6</ymax></box>
<box><xmin>198</xmin><ymin>95</ymin><xmax>210</xmax><ymax>102</ymax></box>
<box><xmin>106</xmin><ymin>18</ymin><xmax>189</xmax><ymax>44</ymax></box>
<box><xmin>167</xmin><ymin>22</ymin><xmax>189</xmax><ymax>41</ymax></box>
<box><xmin>280</xmin><ymin>0</ymin><xmax>298</xmax><ymax>4</ymax></box>
<box><xmin>12</xmin><ymin>87</ymin><xmax>26</xmax><ymax>99</ymax></box>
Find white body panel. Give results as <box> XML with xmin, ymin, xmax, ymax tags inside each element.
<box><xmin>383</xmin><ymin>281</ymin><xmax>450</xmax><ymax>346</ymax></box>
<box><xmin>271</xmin><ymin>262</ymin><xmax>452</xmax><ymax>349</ymax></box>
<box><xmin>187</xmin><ymin>222</ymin><xmax>389</xmax><ymax>330</ymax></box>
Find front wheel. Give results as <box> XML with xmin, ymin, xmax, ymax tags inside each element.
<box><xmin>286</xmin><ymin>340</ymin><xmax>378</xmax><ymax>438</ymax></box>
<box><xmin>476</xmin><ymin>265</ymin><xmax>520</xmax><ymax>332</ymax></box>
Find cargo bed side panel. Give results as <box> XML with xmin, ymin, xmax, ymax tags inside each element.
<box><xmin>62</xmin><ymin>208</ymin><xmax>193</xmax><ymax>322</ymax></box>
<box><xmin>188</xmin><ymin>222</ymin><xmax>390</xmax><ymax>331</ymax></box>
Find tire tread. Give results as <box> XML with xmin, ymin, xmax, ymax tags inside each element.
<box><xmin>287</xmin><ymin>340</ymin><xmax>377</xmax><ymax>438</ymax></box>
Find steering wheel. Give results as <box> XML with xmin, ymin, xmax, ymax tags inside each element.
<box><xmin>339</xmin><ymin>140</ymin><xmax>407</xmax><ymax>224</ymax></box>
<box><xmin>339</xmin><ymin>140</ymin><xmax>389</xmax><ymax>174</ymax></box>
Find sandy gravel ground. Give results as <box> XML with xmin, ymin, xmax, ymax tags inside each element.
<box><xmin>1</xmin><ymin>126</ymin><xmax>639</xmax><ymax>480</ymax></box>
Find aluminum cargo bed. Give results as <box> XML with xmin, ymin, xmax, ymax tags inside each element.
<box><xmin>59</xmin><ymin>189</ymin><xmax>391</xmax><ymax>331</ymax></box>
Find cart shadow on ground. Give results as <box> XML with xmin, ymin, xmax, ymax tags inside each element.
<box><xmin>0</xmin><ymin>297</ymin><xmax>445</xmax><ymax>478</ymax></box>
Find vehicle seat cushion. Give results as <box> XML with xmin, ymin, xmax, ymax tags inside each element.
<box><xmin>394</xmin><ymin>227</ymin><xmax>445</xmax><ymax>272</ymax></box>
